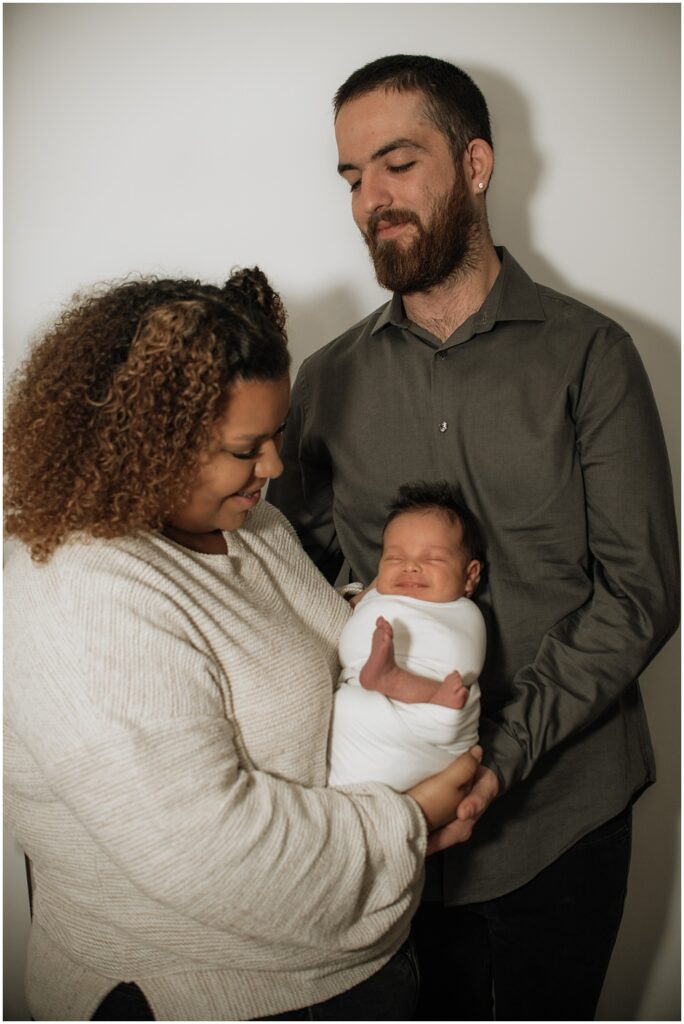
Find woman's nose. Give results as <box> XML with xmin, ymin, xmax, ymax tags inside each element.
<box><xmin>256</xmin><ymin>440</ymin><xmax>284</xmax><ymax>480</ymax></box>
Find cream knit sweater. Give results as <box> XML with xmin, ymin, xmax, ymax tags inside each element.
<box><xmin>4</xmin><ymin>502</ymin><xmax>427</xmax><ymax>1021</ymax></box>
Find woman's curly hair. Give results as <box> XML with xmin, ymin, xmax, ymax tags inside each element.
<box><xmin>4</xmin><ymin>267</ymin><xmax>290</xmax><ymax>562</ymax></box>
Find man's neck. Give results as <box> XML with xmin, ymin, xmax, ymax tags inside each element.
<box><xmin>402</xmin><ymin>242</ymin><xmax>501</xmax><ymax>343</ymax></box>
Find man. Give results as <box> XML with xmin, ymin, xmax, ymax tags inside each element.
<box><xmin>269</xmin><ymin>55</ymin><xmax>679</xmax><ymax>1020</ymax></box>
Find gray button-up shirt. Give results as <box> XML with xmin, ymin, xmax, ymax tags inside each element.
<box><xmin>269</xmin><ymin>248</ymin><xmax>679</xmax><ymax>902</ymax></box>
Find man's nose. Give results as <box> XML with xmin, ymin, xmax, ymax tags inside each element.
<box><xmin>357</xmin><ymin>169</ymin><xmax>392</xmax><ymax>218</ymax></box>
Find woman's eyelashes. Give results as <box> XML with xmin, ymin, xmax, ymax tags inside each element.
<box><xmin>226</xmin><ymin>422</ymin><xmax>287</xmax><ymax>461</ymax></box>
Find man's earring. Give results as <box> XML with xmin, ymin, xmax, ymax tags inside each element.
<box><xmin>478</xmin><ymin>182</ymin><xmax>485</xmax><ymax>190</ymax></box>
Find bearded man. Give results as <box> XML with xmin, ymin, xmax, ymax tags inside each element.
<box><xmin>269</xmin><ymin>55</ymin><xmax>678</xmax><ymax>1021</ymax></box>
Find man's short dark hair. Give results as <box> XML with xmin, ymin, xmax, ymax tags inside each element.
<box><xmin>383</xmin><ymin>480</ymin><xmax>485</xmax><ymax>564</ymax></box>
<box><xmin>333</xmin><ymin>54</ymin><xmax>493</xmax><ymax>160</ymax></box>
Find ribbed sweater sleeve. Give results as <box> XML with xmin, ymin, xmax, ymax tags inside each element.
<box><xmin>48</xmin><ymin>723</ymin><xmax>424</xmax><ymax>954</ymax></box>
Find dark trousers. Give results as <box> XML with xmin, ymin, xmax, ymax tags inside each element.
<box><xmin>91</xmin><ymin>981</ymin><xmax>154</xmax><ymax>1020</ymax></box>
<box><xmin>258</xmin><ymin>940</ymin><xmax>419</xmax><ymax>1020</ymax></box>
<box><xmin>412</xmin><ymin>804</ymin><xmax>632</xmax><ymax>1021</ymax></box>
<box><xmin>90</xmin><ymin>941</ymin><xmax>418</xmax><ymax>1021</ymax></box>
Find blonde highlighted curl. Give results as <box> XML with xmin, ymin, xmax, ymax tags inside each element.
<box><xmin>4</xmin><ymin>267</ymin><xmax>289</xmax><ymax>562</ymax></box>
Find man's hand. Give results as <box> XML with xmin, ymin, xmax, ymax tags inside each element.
<box><xmin>425</xmin><ymin>764</ymin><xmax>499</xmax><ymax>855</ymax></box>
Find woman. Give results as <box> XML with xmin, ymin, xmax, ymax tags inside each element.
<box><xmin>4</xmin><ymin>267</ymin><xmax>479</xmax><ymax>1021</ymax></box>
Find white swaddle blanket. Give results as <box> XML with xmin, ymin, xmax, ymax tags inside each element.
<box><xmin>329</xmin><ymin>589</ymin><xmax>486</xmax><ymax>790</ymax></box>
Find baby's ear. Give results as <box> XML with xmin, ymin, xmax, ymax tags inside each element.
<box><xmin>464</xmin><ymin>559</ymin><xmax>482</xmax><ymax>597</ymax></box>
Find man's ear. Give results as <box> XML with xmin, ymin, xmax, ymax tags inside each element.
<box><xmin>462</xmin><ymin>139</ymin><xmax>494</xmax><ymax>196</ymax></box>
<box><xmin>464</xmin><ymin>559</ymin><xmax>482</xmax><ymax>597</ymax></box>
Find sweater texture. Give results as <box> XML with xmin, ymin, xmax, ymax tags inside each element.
<box><xmin>4</xmin><ymin>502</ymin><xmax>427</xmax><ymax>1021</ymax></box>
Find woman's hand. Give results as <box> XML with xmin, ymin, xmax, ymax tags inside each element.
<box><xmin>425</xmin><ymin>763</ymin><xmax>499</xmax><ymax>854</ymax></box>
<box><xmin>407</xmin><ymin>746</ymin><xmax>494</xmax><ymax>853</ymax></box>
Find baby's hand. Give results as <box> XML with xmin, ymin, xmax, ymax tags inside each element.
<box><xmin>348</xmin><ymin>577</ymin><xmax>377</xmax><ymax>607</ymax></box>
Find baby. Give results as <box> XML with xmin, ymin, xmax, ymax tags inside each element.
<box><xmin>328</xmin><ymin>481</ymin><xmax>486</xmax><ymax>791</ymax></box>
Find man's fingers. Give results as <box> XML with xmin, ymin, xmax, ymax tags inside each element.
<box><xmin>457</xmin><ymin>793</ymin><xmax>483</xmax><ymax>821</ymax></box>
<box><xmin>457</xmin><ymin>765</ymin><xmax>499</xmax><ymax>821</ymax></box>
<box><xmin>426</xmin><ymin>818</ymin><xmax>475</xmax><ymax>854</ymax></box>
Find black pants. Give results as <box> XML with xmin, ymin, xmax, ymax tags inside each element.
<box><xmin>91</xmin><ymin>981</ymin><xmax>154</xmax><ymax>1020</ymax></box>
<box><xmin>91</xmin><ymin>941</ymin><xmax>418</xmax><ymax>1021</ymax></box>
<box><xmin>412</xmin><ymin>804</ymin><xmax>632</xmax><ymax>1021</ymax></box>
<box><xmin>257</xmin><ymin>940</ymin><xmax>419</xmax><ymax>1020</ymax></box>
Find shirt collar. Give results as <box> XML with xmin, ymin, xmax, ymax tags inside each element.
<box><xmin>371</xmin><ymin>247</ymin><xmax>546</xmax><ymax>338</ymax></box>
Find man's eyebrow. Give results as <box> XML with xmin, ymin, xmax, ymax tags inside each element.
<box><xmin>337</xmin><ymin>138</ymin><xmax>425</xmax><ymax>175</ymax></box>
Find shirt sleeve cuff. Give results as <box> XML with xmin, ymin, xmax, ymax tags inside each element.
<box><xmin>477</xmin><ymin>717</ymin><xmax>527</xmax><ymax>793</ymax></box>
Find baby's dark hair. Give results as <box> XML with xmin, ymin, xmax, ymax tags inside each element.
<box><xmin>383</xmin><ymin>480</ymin><xmax>485</xmax><ymax>563</ymax></box>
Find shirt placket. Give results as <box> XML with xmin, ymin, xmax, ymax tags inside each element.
<box><xmin>429</xmin><ymin>341</ymin><xmax>467</xmax><ymax>490</ymax></box>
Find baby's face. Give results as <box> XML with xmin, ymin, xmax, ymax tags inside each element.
<box><xmin>376</xmin><ymin>510</ymin><xmax>480</xmax><ymax>603</ymax></box>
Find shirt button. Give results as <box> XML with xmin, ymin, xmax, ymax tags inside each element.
<box><xmin>438</xmin><ymin>351</ymin><xmax>448</xmax><ymax>360</ymax></box>
<box><xmin>439</xmin><ymin>421</ymin><xmax>448</xmax><ymax>433</ymax></box>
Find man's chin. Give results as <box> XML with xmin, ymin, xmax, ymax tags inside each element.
<box><xmin>373</xmin><ymin>265</ymin><xmax>435</xmax><ymax>295</ymax></box>
<box><xmin>368</xmin><ymin>239</ymin><xmax>412</xmax><ymax>268</ymax></box>
<box><xmin>370</xmin><ymin>254</ymin><xmax>420</xmax><ymax>292</ymax></box>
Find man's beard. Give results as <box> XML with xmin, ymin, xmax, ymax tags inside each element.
<box><xmin>364</xmin><ymin>171</ymin><xmax>480</xmax><ymax>295</ymax></box>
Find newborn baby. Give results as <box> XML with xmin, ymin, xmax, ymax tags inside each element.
<box><xmin>329</xmin><ymin>481</ymin><xmax>486</xmax><ymax>791</ymax></box>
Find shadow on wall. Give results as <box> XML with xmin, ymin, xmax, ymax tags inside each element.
<box><xmin>285</xmin><ymin>286</ymin><xmax>373</xmax><ymax>375</ymax></box>
<box><xmin>478</xmin><ymin>77</ymin><xmax>680</xmax><ymax>1019</ymax></box>
<box><xmin>606</xmin><ymin>642</ymin><xmax>681</xmax><ymax>1021</ymax></box>
<box><xmin>478</xmin><ymin>81</ymin><xmax>680</xmax><ymax>1018</ymax></box>
<box><xmin>281</xmin><ymin>65</ymin><xmax>680</xmax><ymax>1021</ymax></box>
<box><xmin>476</xmin><ymin>66</ymin><xmax>679</xmax><ymax>457</ymax></box>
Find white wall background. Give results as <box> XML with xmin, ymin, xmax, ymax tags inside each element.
<box><xmin>4</xmin><ymin>3</ymin><xmax>679</xmax><ymax>1020</ymax></box>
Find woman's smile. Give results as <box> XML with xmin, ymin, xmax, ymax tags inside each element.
<box><xmin>165</xmin><ymin>376</ymin><xmax>290</xmax><ymax>549</ymax></box>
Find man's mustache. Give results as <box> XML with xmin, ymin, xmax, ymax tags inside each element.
<box><xmin>366</xmin><ymin>207</ymin><xmax>422</xmax><ymax>242</ymax></box>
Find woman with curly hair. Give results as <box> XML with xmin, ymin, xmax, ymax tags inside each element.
<box><xmin>4</xmin><ymin>267</ymin><xmax>480</xmax><ymax>1022</ymax></box>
